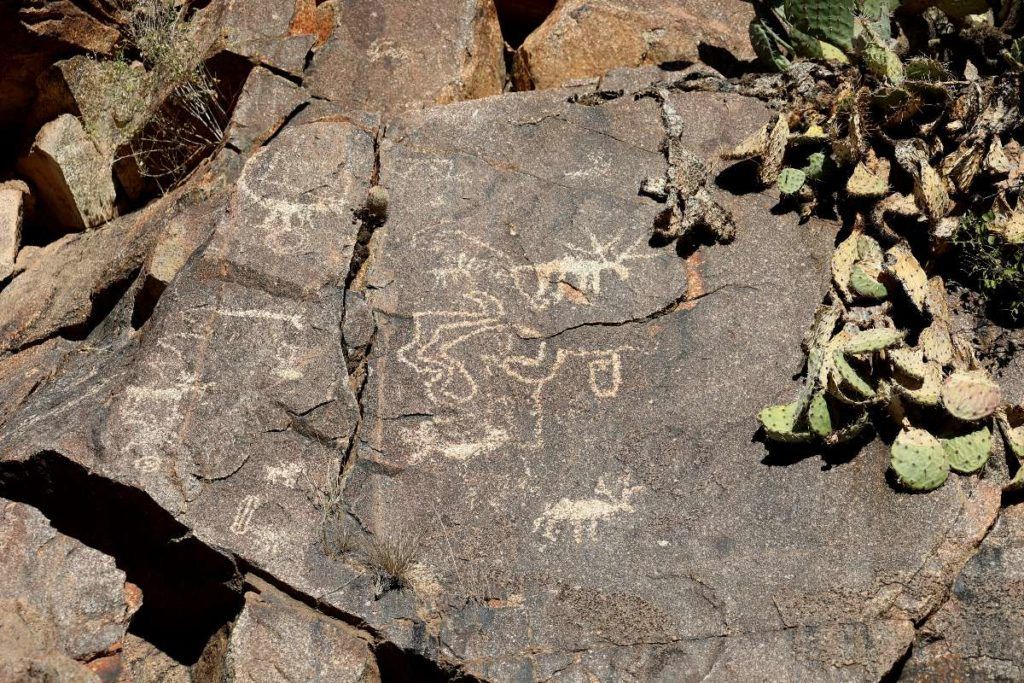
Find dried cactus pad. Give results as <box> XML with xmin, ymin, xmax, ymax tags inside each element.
<box><xmin>884</xmin><ymin>244</ymin><xmax>929</xmax><ymax>313</ymax></box>
<box><xmin>890</xmin><ymin>428</ymin><xmax>949</xmax><ymax>491</ymax></box>
<box><xmin>758</xmin><ymin>402</ymin><xmax>814</xmax><ymax>443</ymax></box>
<box><xmin>941</xmin><ymin>426</ymin><xmax>992</xmax><ymax>475</ymax></box>
<box><xmin>941</xmin><ymin>370</ymin><xmax>1002</xmax><ymax>421</ymax></box>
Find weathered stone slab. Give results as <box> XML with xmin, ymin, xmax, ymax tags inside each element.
<box><xmin>304</xmin><ymin>0</ymin><xmax>505</xmax><ymax>115</ymax></box>
<box><xmin>902</xmin><ymin>504</ymin><xmax>1024</xmax><ymax>680</ymax></box>
<box><xmin>0</xmin><ymin>71</ymin><xmax>1004</xmax><ymax>681</ymax></box>
<box><xmin>18</xmin><ymin>114</ymin><xmax>117</xmax><ymax>232</ymax></box>
<box><xmin>213</xmin><ymin>0</ymin><xmax>318</xmax><ymax>76</ymax></box>
<box><xmin>326</xmin><ymin>87</ymin><xmax>1000</xmax><ymax>679</ymax></box>
<box><xmin>226</xmin><ymin>66</ymin><xmax>309</xmax><ymax>154</ymax></box>
<box><xmin>0</xmin><ymin>189</ymin><xmax>172</xmax><ymax>356</ymax></box>
<box><xmin>0</xmin><ymin>498</ymin><xmax>139</xmax><ymax>680</ymax></box>
<box><xmin>0</xmin><ymin>120</ymin><xmax>375</xmax><ymax>603</ymax></box>
<box><xmin>0</xmin><ymin>180</ymin><xmax>27</xmax><ymax>282</ymax></box>
<box><xmin>514</xmin><ymin>0</ymin><xmax>756</xmax><ymax>90</ymax></box>
<box><xmin>227</xmin><ymin>575</ymin><xmax>380</xmax><ymax>682</ymax></box>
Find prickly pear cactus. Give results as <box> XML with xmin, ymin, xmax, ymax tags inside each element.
<box><xmin>778</xmin><ymin>167</ymin><xmax>808</xmax><ymax>195</ymax></box>
<box><xmin>941</xmin><ymin>426</ymin><xmax>992</xmax><ymax>474</ymax></box>
<box><xmin>785</xmin><ymin>0</ymin><xmax>856</xmax><ymax>52</ymax></box>
<box><xmin>941</xmin><ymin>370</ymin><xmax>1002</xmax><ymax>421</ymax></box>
<box><xmin>746</xmin><ymin>0</ymin><xmax>1017</xmax><ymax>496</ymax></box>
<box><xmin>844</xmin><ymin>327</ymin><xmax>903</xmax><ymax>354</ymax></box>
<box><xmin>758</xmin><ymin>402</ymin><xmax>814</xmax><ymax>443</ymax></box>
<box><xmin>890</xmin><ymin>427</ymin><xmax>949</xmax><ymax>491</ymax></box>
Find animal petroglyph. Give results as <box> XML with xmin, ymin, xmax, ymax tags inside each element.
<box><xmin>511</xmin><ymin>227</ymin><xmax>659</xmax><ymax>310</ymax></box>
<box><xmin>403</xmin><ymin>417</ymin><xmax>510</xmax><ymax>464</ymax></box>
<box><xmin>503</xmin><ymin>342</ymin><xmax>632</xmax><ymax>448</ymax></box>
<box><xmin>396</xmin><ymin>291</ymin><xmax>505</xmax><ymax>404</ymax></box>
<box><xmin>533</xmin><ymin>476</ymin><xmax>643</xmax><ymax>543</ymax></box>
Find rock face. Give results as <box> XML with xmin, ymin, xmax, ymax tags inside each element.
<box><xmin>305</xmin><ymin>0</ymin><xmax>506</xmax><ymax>114</ymax></box>
<box><xmin>0</xmin><ymin>73</ymin><xmax>1005</xmax><ymax>681</ymax></box>
<box><xmin>0</xmin><ymin>498</ymin><xmax>139</xmax><ymax>681</ymax></box>
<box><xmin>0</xmin><ymin>1</ymin><xmax>1020</xmax><ymax>679</ymax></box>
<box><xmin>226</xmin><ymin>576</ymin><xmax>380</xmax><ymax>682</ymax></box>
<box><xmin>17</xmin><ymin>114</ymin><xmax>117</xmax><ymax>232</ymax></box>
<box><xmin>514</xmin><ymin>0</ymin><xmax>756</xmax><ymax>90</ymax></box>
<box><xmin>902</xmin><ymin>504</ymin><xmax>1024</xmax><ymax>680</ymax></box>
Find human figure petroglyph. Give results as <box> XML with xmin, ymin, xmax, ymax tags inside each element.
<box><xmin>396</xmin><ymin>291</ymin><xmax>505</xmax><ymax>404</ymax></box>
<box><xmin>503</xmin><ymin>342</ymin><xmax>632</xmax><ymax>448</ymax></box>
<box><xmin>230</xmin><ymin>494</ymin><xmax>260</xmax><ymax>535</ymax></box>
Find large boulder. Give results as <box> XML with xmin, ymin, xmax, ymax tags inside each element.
<box><xmin>17</xmin><ymin>114</ymin><xmax>117</xmax><ymax>232</ymax></box>
<box><xmin>304</xmin><ymin>0</ymin><xmax>505</xmax><ymax>115</ymax></box>
<box><xmin>226</xmin><ymin>575</ymin><xmax>380</xmax><ymax>682</ymax></box>
<box><xmin>513</xmin><ymin>0</ymin><xmax>756</xmax><ymax>90</ymax></box>
<box><xmin>0</xmin><ymin>498</ymin><xmax>140</xmax><ymax>681</ymax></box>
<box><xmin>0</xmin><ymin>72</ymin><xmax>1003</xmax><ymax>681</ymax></box>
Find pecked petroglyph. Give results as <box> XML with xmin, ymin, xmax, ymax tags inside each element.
<box><xmin>510</xmin><ymin>226</ymin><xmax>659</xmax><ymax>311</ymax></box>
<box><xmin>230</xmin><ymin>494</ymin><xmax>261</xmax><ymax>535</ymax></box>
<box><xmin>504</xmin><ymin>342</ymin><xmax>632</xmax><ymax>448</ymax></box>
<box><xmin>533</xmin><ymin>476</ymin><xmax>643</xmax><ymax>543</ymax></box>
<box><xmin>400</xmin><ymin>414</ymin><xmax>511</xmax><ymax>465</ymax></box>
<box><xmin>396</xmin><ymin>290</ymin><xmax>506</xmax><ymax>404</ymax></box>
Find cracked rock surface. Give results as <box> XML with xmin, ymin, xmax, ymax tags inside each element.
<box><xmin>0</xmin><ymin>2</ymin><xmax>1021</xmax><ymax>682</ymax></box>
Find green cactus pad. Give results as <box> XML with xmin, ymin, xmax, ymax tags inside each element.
<box><xmin>758</xmin><ymin>402</ymin><xmax>814</xmax><ymax>443</ymax></box>
<box><xmin>778</xmin><ymin>167</ymin><xmax>808</xmax><ymax>195</ymax></box>
<box><xmin>941</xmin><ymin>426</ymin><xmax>992</xmax><ymax>475</ymax></box>
<box><xmin>850</xmin><ymin>264</ymin><xmax>888</xmax><ymax>300</ymax></box>
<box><xmin>803</xmin><ymin>152</ymin><xmax>826</xmax><ymax>180</ymax></box>
<box><xmin>832</xmin><ymin>349</ymin><xmax>875</xmax><ymax>398</ymax></box>
<box><xmin>749</xmin><ymin>19</ymin><xmax>791</xmax><ymax>72</ymax></box>
<box><xmin>844</xmin><ymin>328</ymin><xmax>903</xmax><ymax>354</ymax></box>
<box><xmin>890</xmin><ymin>427</ymin><xmax>950</xmax><ymax>491</ymax></box>
<box><xmin>807</xmin><ymin>392</ymin><xmax>833</xmax><ymax>437</ymax></box>
<box><xmin>863</xmin><ymin>43</ymin><xmax>904</xmax><ymax>83</ymax></box>
<box><xmin>785</xmin><ymin>0</ymin><xmax>855</xmax><ymax>52</ymax></box>
<box><xmin>941</xmin><ymin>370</ymin><xmax>1002</xmax><ymax>421</ymax></box>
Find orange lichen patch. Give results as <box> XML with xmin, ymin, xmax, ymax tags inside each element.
<box><xmin>679</xmin><ymin>250</ymin><xmax>706</xmax><ymax>311</ymax></box>
<box><xmin>290</xmin><ymin>0</ymin><xmax>335</xmax><ymax>47</ymax></box>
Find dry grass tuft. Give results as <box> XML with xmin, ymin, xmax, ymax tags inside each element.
<box><xmin>364</xmin><ymin>530</ymin><xmax>420</xmax><ymax>597</ymax></box>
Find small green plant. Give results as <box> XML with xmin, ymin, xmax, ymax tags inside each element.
<box><xmin>364</xmin><ymin>530</ymin><xmax>420</xmax><ymax>598</ymax></box>
<box><xmin>75</xmin><ymin>0</ymin><xmax>227</xmax><ymax>190</ymax></box>
<box><xmin>954</xmin><ymin>211</ymin><xmax>1024</xmax><ymax>323</ymax></box>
